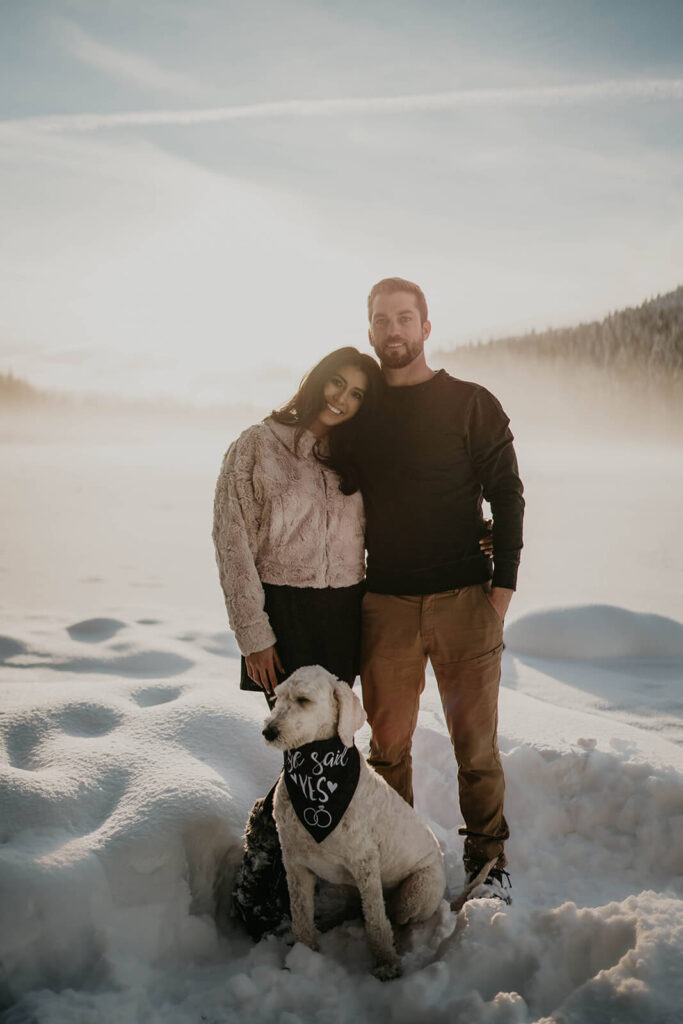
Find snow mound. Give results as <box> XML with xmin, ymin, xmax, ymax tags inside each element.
<box><xmin>1</xmin><ymin>613</ymin><xmax>682</xmax><ymax>1021</ymax></box>
<box><xmin>2</xmin><ymin>652</ymin><xmax>683</xmax><ymax>1021</ymax></box>
<box><xmin>505</xmin><ymin>605</ymin><xmax>683</xmax><ymax>659</ymax></box>
<box><xmin>0</xmin><ymin>673</ymin><xmax>278</xmax><ymax>1008</ymax></box>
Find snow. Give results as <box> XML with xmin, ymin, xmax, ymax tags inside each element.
<box><xmin>1</xmin><ymin>409</ymin><xmax>682</xmax><ymax>1023</ymax></box>
<box><xmin>505</xmin><ymin>606</ymin><xmax>683</xmax><ymax>660</ymax></box>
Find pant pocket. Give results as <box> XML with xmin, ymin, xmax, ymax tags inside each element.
<box><xmin>479</xmin><ymin>584</ymin><xmax>504</xmax><ymax>626</ymax></box>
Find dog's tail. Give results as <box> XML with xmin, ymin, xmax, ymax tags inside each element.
<box><xmin>449</xmin><ymin>858</ymin><xmax>497</xmax><ymax>913</ymax></box>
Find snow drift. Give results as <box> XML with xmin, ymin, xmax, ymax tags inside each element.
<box><xmin>505</xmin><ymin>605</ymin><xmax>683</xmax><ymax>660</ymax></box>
<box><xmin>1</xmin><ymin>605</ymin><xmax>682</xmax><ymax>1023</ymax></box>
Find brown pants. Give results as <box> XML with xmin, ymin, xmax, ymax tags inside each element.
<box><xmin>360</xmin><ymin>585</ymin><xmax>509</xmax><ymax>872</ymax></box>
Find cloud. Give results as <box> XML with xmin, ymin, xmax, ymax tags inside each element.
<box><xmin>1</xmin><ymin>77</ymin><xmax>682</xmax><ymax>134</ymax></box>
<box><xmin>0</xmin><ymin>125</ymin><xmax>384</xmax><ymax>402</ymax></box>
<box><xmin>55</xmin><ymin>19</ymin><xmax>212</xmax><ymax>101</ymax></box>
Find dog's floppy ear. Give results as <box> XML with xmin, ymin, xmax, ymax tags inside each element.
<box><xmin>332</xmin><ymin>679</ymin><xmax>366</xmax><ymax>747</ymax></box>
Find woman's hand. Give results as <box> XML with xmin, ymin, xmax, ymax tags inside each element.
<box><xmin>245</xmin><ymin>645</ymin><xmax>284</xmax><ymax>695</ymax></box>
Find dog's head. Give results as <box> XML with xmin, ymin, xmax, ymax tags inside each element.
<box><xmin>262</xmin><ymin>665</ymin><xmax>366</xmax><ymax>750</ymax></box>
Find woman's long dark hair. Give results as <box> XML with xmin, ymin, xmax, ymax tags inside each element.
<box><xmin>271</xmin><ymin>347</ymin><xmax>384</xmax><ymax>494</ymax></box>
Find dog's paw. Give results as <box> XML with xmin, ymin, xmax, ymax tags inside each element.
<box><xmin>292</xmin><ymin>933</ymin><xmax>319</xmax><ymax>952</ymax></box>
<box><xmin>373</xmin><ymin>959</ymin><xmax>402</xmax><ymax>982</ymax></box>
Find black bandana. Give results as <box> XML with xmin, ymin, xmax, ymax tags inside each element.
<box><xmin>283</xmin><ymin>735</ymin><xmax>361</xmax><ymax>843</ymax></box>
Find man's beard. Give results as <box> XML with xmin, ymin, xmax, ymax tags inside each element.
<box><xmin>376</xmin><ymin>337</ymin><xmax>423</xmax><ymax>369</ymax></box>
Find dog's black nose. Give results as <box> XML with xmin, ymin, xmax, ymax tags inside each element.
<box><xmin>262</xmin><ymin>724</ymin><xmax>279</xmax><ymax>742</ymax></box>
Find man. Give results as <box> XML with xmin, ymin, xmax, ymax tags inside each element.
<box><xmin>354</xmin><ymin>277</ymin><xmax>524</xmax><ymax>899</ymax></box>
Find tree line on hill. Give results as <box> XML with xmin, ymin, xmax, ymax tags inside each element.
<box><xmin>3</xmin><ymin>286</ymin><xmax>681</xmax><ymax>411</ymax></box>
<box><xmin>0</xmin><ymin>371</ymin><xmax>44</xmax><ymax>404</ymax></box>
<box><xmin>443</xmin><ymin>286</ymin><xmax>683</xmax><ymax>385</ymax></box>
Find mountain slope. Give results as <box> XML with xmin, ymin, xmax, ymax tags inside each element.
<box><xmin>441</xmin><ymin>286</ymin><xmax>683</xmax><ymax>383</ymax></box>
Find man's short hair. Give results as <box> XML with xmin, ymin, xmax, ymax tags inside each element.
<box><xmin>367</xmin><ymin>277</ymin><xmax>428</xmax><ymax>324</ymax></box>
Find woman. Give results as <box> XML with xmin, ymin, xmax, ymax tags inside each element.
<box><xmin>213</xmin><ymin>346</ymin><xmax>384</xmax><ymax>701</ymax></box>
<box><xmin>212</xmin><ymin>346</ymin><xmax>383</xmax><ymax>939</ymax></box>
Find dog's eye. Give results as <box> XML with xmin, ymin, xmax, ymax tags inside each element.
<box><xmin>296</xmin><ymin>697</ymin><xmax>311</xmax><ymax>706</ymax></box>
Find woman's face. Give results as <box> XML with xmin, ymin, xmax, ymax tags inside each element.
<box><xmin>310</xmin><ymin>364</ymin><xmax>368</xmax><ymax>436</ymax></box>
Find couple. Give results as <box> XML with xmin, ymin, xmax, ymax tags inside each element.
<box><xmin>213</xmin><ymin>277</ymin><xmax>525</xmax><ymax>930</ymax></box>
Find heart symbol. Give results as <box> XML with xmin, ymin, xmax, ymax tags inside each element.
<box><xmin>327</xmin><ymin>781</ymin><xmax>338</xmax><ymax>793</ymax></box>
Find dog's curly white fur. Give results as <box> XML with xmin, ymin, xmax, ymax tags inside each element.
<box><xmin>263</xmin><ymin>665</ymin><xmax>446</xmax><ymax>980</ymax></box>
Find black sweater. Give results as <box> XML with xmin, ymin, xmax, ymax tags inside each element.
<box><xmin>354</xmin><ymin>370</ymin><xmax>524</xmax><ymax>594</ymax></box>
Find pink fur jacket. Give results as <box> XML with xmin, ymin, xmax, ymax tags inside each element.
<box><xmin>212</xmin><ymin>418</ymin><xmax>365</xmax><ymax>656</ymax></box>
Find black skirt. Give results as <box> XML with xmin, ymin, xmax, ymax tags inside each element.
<box><xmin>240</xmin><ymin>582</ymin><xmax>363</xmax><ymax>692</ymax></box>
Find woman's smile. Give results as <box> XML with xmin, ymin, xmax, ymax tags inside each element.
<box><xmin>309</xmin><ymin>364</ymin><xmax>369</xmax><ymax>437</ymax></box>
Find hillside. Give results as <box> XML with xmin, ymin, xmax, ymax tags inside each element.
<box><xmin>3</xmin><ymin>286</ymin><xmax>682</xmax><ymax>442</ymax></box>
<box><xmin>0</xmin><ymin>371</ymin><xmax>44</xmax><ymax>404</ymax></box>
<box><xmin>441</xmin><ymin>286</ymin><xmax>683</xmax><ymax>384</ymax></box>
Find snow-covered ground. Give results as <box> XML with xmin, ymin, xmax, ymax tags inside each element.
<box><xmin>1</xmin><ymin>407</ymin><xmax>682</xmax><ymax>1023</ymax></box>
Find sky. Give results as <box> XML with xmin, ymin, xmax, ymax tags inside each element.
<box><xmin>1</xmin><ymin>0</ymin><xmax>682</xmax><ymax>405</ymax></box>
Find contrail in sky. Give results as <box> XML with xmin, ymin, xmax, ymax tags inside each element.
<box><xmin>2</xmin><ymin>78</ymin><xmax>683</xmax><ymax>133</ymax></box>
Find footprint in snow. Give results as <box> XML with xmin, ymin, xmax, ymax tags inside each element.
<box><xmin>0</xmin><ymin>635</ymin><xmax>28</xmax><ymax>663</ymax></box>
<box><xmin>56</xmin><ymin>702</ymin><xmax>123</xmax><ymax>737</ymax></box>
<box><xmin>66</xmin><ymin>618</ymin><xmax>127</xmax><ymax>643</ymax></box>
<box><xmin>131</xmin><ymin>685</ymin><xmax>183</xmax><ymax>708</ymax></box>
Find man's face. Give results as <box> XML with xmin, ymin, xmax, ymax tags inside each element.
<box><xmin>368</xmin><ymin>291</ymin><xmax>431</xmax><ymax>369</ymax></box>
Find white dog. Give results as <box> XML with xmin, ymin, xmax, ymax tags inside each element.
<box><xmin>262</xmin><ymin>665</ymin><xmax>446</xmax><ymax>980</ymax></box>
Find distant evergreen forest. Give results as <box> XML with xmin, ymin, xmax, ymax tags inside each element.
<box><xmin>443</xmin><ymin>286</ymin><xmax>683</xmax><ymax>385</ymax></box>
<box><xmin>0</xmin><ymin>371</ymin><xmax>43</xmax><ymax>403</ymax></box>
<box><xmin>3</xmin><ymin>286</ymin><xmax>682</xmax><ymax>410</ymax></box>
